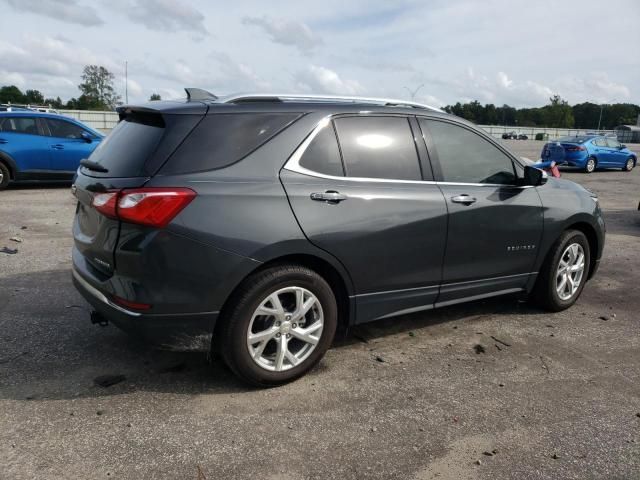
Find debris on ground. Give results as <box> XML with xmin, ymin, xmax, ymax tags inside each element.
<box><xmin>9</xmin><ymin>237</ymin><xmax>22</xmax><ymax>243</ymax></box>
<box><xmin>599</xmin><ymin>315</ymin><xmax>611</xmax><ymax>321</ymax></box>
<box><xmin>370</xmin><ymin>426</ymin><xmax>377</xmax><ymax>432</ymax></box>
<box><xmin>0</xmin><ymin>247</ymin><xmax>18</xmax><ymax>255</ymax></box>
<box><xmin>20</xmin><ymin>226</ymin><xmax>27</xmax><ymax>230</ymax></box>
<box><xmin>94</xmin><ymin>374</ymin><xmax>126</xmax><ymax>388</ymax></box>
<box><xmin>375</xmin><ymin>355</ymin><xmax>386</xmax><ymax>363</ymax></box>
<box><xmin>475</xmin><ymin>459</ymin><xmax>482</xmax><ymax>465</ymax></box>
<box><xmin>408</xmin><ymin>331</ymin><xmax>415</xmax><ymax>337</ymax></box>
<box><xmin>552</xmin><ymin>453</ymin><xmax>559</xmax><ymax>460</ymax></box>
<box><xmin>473</xmin><ymin>344</ymin><xmax>486</xmax><ymax>354</ymax></box>
<box><xmin>495</xmin><ymin>344</ymin><xmax>503</xmax><ymax>351</ymax></box>
<box><xmin>498</xmin><ymin>383</ymin><xmax>505</xmax><ymax>387</ymax></box>
<box><xmin>96</xmin><ymin>410</ymin><xmax>105</xmax><ymax>416</ymax></box>
<box><xmin>490</xmin><ymin>336</ymin><xmax>511</xmax><ymax>347</ymax></box>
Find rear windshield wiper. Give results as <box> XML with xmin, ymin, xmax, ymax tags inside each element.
<box><xmin>80</xmin><ymin>159</ymin><xmax>109</xmax><ymax>173</ymax></box>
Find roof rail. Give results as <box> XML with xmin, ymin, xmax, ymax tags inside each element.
<box><xmin>220</xmin><ymin>93</ymin><xmax>444</xmax><ymax>112</ymax></box>
<box><xmin>184</xmin><ymin>87</ymin><xmax>218</xmax><ymax>101</ymax></box>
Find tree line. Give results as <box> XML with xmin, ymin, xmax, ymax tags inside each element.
<box><xmin>1</xmin><ymin>64</ymin><xmax>638</xmax><ymax>129</ymax></box>
<box><xmin>444</xmin><ymin>95</ymin><xmax>640</xmax><ymax>129</ymax></box>
<box><xmin>0</xmin><ymin>65</ymin><xmax>161</xmax><ymax>110</ymax></box>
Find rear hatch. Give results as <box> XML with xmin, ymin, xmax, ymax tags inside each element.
<box><xmin>72</xmin><ymin>103</ymin><xmax>206</xmax><ymax>278</ymax></box>
<box><xmin>541</xmin><ymin>142</ymin><xmax>566</xmax><ymax>163</ymax></box>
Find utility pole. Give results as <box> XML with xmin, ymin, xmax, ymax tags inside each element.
<box><xmin>125</xmin><ymin>61</ymin><xmax>128</xmax><ymax>104</ymax></box>
<box><xmin>403</xmin><ymin>84</ymin><xmax>424</xmax><ymax>101</ymax></box>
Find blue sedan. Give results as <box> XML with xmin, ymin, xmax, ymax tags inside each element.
<box><xmin>541</xmin><ymin>135</ymin><xmax>637</xmax><ymax>173</ymax></box>
<box><xmin>0</xmin><ymin>111</ymin><xmax>104</xmax><ymax>189</ymax></box>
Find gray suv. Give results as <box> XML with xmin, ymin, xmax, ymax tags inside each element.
<box><xmin>72</xmin><ymin>90</ymin><xmax>605</xmax><ymax>386</ymax></box>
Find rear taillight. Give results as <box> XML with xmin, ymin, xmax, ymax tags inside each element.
<box><xmin>92</xmin><ymin>188</ymin><xmax>196</xmax><ymax>228</ymax></box>
<box><xmin>565</xmin><ymin>146</ymin><xmax>586</xmax><ymax>152</ymax></box>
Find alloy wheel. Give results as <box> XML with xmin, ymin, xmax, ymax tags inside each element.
<box><xmin>247</xmin><ymin>286</ymin><xmax>324</xmax><ymax>372</ymax></box>
<box><xmin>556</xmin><ymin>243</ymin><xmax>585</xmax><ymax>301</ymax></box>
<box><xmin>586</xmin><ymin>158</ymin><xmax>596</xmax><ymax>173</ymax></box>
<box><xmin>626</xmin><ymin>158</ymin><xmax>634</xmax><ymax>171</ymax></box>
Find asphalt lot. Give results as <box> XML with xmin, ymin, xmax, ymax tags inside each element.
<box><xmin>1</xmin><ymin>140</ymin><xmax>639</xmax><ymax>479</ymax></box>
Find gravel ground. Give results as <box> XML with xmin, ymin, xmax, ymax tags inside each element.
<box><xmin>1</xmin><ymin>141</ymin><xmax>639</xmax><ymax>479</ymax></box>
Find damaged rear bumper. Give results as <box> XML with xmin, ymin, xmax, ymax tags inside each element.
<box><xmin>72</xmin><ymin>268</ymin><xmax>217</xmax><ymax>351</ymax></box>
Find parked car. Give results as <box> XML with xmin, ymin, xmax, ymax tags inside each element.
<box><xmin>540</xmin><ymin>135</ymin><xmax>636</xmax><ymax>173</ymax></box>
<box><xmin>0</xmin><ymin>111</ymin><xmax>103</xmax><ymax>189</ymax></box>
<box><xmin>517</xmin><ymin>134</ymin><xmax>528</xmax><ymax>140</ymax></box>
<box><xmin>502</xmin><ymin>131</ymin><xmax>518</xmax><ymax>139</ymax></box>
<box><xmin>72</xmin><ymin>91</ymin><xmax>605</xmax><ymax>386</ymax></box>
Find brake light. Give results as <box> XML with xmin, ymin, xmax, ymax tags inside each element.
<box><xmin>118</xmin><ymin>188</ymin><xmax>196</xmax><ymax>227</ymax></box>
<box><xmin>91</xmin><ymin>188</ymin><xmax>196</xmax><ymax>227</ymax></box>
<box><xmin>565</xmin><ymin>146</ymin><xmax>586</xmax><ymax>151</ymax></box>
<box><xmin>92</xmin><ymin>192</ymin><xmax>118</xmax><ymax>218</ymax></box>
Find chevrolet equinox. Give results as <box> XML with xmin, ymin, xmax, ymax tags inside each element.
<box><xmin>72</xmin><ymin>89</ymin><xmax>605</xmax><ymax>386</ymax></box>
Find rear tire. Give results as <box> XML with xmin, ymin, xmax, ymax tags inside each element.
<box><xmin>584</xmin><ymin>157</ymin><xmax>596</xmax><ymax>173</ymax></box>
<box><xmin>0</xmin><ymin>162</ymin><xmax>9</xmax><ymax>190</ymax></box>
<box><xmin>531</xmin><ymin>230</ymin><xmax>591</xmax><ymax>312</ymax></box>
<box><xmin>217</xmin><ymin>264</ymin><xmax>337</xmax><ymax>387</ymax></box>
<box><xmin>623</xmin><ymin>157</ymin><xmax>635</xmax><ymax>172</ymax></box>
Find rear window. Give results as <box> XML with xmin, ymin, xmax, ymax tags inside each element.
<box><xmin>161</xmin><ymin>113</ymin><xmax>301</xmax><ymax>175</ymax></box>
<box><xmin>86</xmin><ymin>113</ymin><xmax>165</xmax><ymax>177</ymax></box>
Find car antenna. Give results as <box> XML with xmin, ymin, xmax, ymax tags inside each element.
<box><xmin>184</xmin><ymin>88</ymin><xmax>217</xmax><ymax>101</ymax></box>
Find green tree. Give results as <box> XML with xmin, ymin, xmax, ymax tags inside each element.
<box><xmin>0</xmin><ymin>85</ymin><xmax>25</xmax><ymax>104</ymax></box>
<box><xmin>149</xmin><ymin>93</ymin><xmax>161</xmax><ymax>101</ymax></box>
<box><xmin>78</xmin><ymin>65</ymin><xmax>121</xmax><ymax>110</ymax></box>
<box><xmin>24</xmin><ymin>89</ymin><xmax>45</xmax><ymax>105</ymax></box>
<box><xmin>44</xmin><ymin>97</ymin><xmax>64</xmax><ymax>109</ymax></box>
<box><xmin>542</xmin><ymin>95</ymin><xmax>574</xmax><ymax>128</ymax></box>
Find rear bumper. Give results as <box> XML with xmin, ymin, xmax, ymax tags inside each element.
<box><xmin>72</xmin><ymin>268</ymin><xmax>217</xmax><ymax>351</ymax></box>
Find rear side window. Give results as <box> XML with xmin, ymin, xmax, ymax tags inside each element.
<box><xmin>162</xmin><ymin>113</ymin><xmax>301</xmax><ymax>174</ymax></box>
<box><xmin>87</xmin><ymin>113</ymin><xmax>165</xmax><ymax>177</ymax></box>
<box><xmin>422</xmin><ymin>119</ymin><xmax>516</xmax><ymax>185</ymax></box>
<box><xmin>333</xmin><ymin>116</ymin><xmax>421</xmax><ymax>180</ymax></box>
<box><xmin>299</xmin><ymin>121</ymin><xmax>344</xmax><ymax>176</ymax></box>
<box><xmin>0</xmin><ymin>116</ymin><xmax>38</xmax><ymax>135</ymax></box>
<box><xmin>593</xmin><ymin>138</ymin><xmax>607</xmax><ymax>147</ymax></box>
<box><xmin>46</xmin><ymin>118</ymin><xmax>86</xmax><ymax>139</ymax></box>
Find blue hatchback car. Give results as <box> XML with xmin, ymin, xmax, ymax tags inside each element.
<box><xmin>541</xmin><ymin>135</ymin><xmax>637</xmax><ymax>173</ymax></box>
<box><xmin>0</xmin><ymin>111</ymin><xmax>104</xmax><ymax>189</ymax></box>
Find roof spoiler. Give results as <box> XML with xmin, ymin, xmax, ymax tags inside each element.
<box><xmin>185</xmin><ymin>88</ymin><xmax>217</xmax><ymax>101</ymax></box>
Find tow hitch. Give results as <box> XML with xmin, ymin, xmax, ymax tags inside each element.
<box><xmin>90</xmin><ymin>310</ymin><xmax>108</xmax><ymax>327</ymax></box>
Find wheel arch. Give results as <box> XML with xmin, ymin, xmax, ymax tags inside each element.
<box><xmin>0</xmin><ymin>151</ymin><xmax>17</xmax><ymax>179</ymax></box>
<box><xmin>212</xmin><ymin>253</ymin><xmax>354</xmax><ymax>350</ymax></box>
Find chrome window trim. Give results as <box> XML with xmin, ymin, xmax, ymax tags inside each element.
<box><xmin>283</xmin><ymin>115</ymin><xmax>534</xmax><ymax>189</ymax></box>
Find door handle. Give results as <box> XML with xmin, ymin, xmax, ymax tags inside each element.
<box><xmin>0</xmin><ymin>138</ymin><xmax>7</xmax><ymax>144</ymax></box>
<box><xmin>51</xmin><ymin>144</ymin><xmax>64</xmax><ymax>150</ymax></box>
<box><xmin>451</xmin><ymin>194</ymin><xmax>477</xmax><ymax>205</ymax></box>
<box><xmin>310</xmin><ymin>191</ymin><xmax>347</xmax><ymax>203</ymax></box>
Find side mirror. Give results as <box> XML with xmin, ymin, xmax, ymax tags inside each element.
<box><xmin>619</xmin><ymin>144</ymin><xmax>626</xmax><ymax>149</ymax></box>
<box><xmin>523</xmin><ymin>165</ymin><xmax>548</xmax><ymax>186</ymax></box>
<box><xmin>80</xmin><ymin>132</ymin><xmax>93</xmax><ymax>143</ymax></box>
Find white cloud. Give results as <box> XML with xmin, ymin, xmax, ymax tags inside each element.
<box><xmin>125</xmin><ymin>0</ymin><xmax>208</xmax><ymax>35</ymax></box>
<box><xmin>242</xmin><ymin>16</ymin><xmax>322</xmax><ymax>52</ymax></box>
<box><xmin>295</xmin><ymin>65</ymin><xmax>364</xmax><ymax>95</ymax></box>
<box><xmin>1</xmin><ymin>0</ymin><xmax>103</xmax><ymax>26</ymax></box>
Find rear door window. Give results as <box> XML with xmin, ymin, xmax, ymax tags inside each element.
<box><xmin>333</xmin><ymin>116</ymin><xmax>421</xmax><ymax>180</ymax></box>
<box><xmin>0</xmin><ymin>116</ymin><xmax>39</xmax><ymax>135</ymax></box>
<box><xmin>46</xmin><ymin>118</ymin><xmax>86</xmax><ymax>139</ymax></box>
<box><xmin>299</xmin><ymin>121</ymin><xmax>344</xmax><ymax>177</ymax></box>
<box><xmin>162</xmin><ymin>113</ymin><xmax>302</xmax><ymax>174</ymax></box>
<box><xmin>421</xmin><ymin>119</ymin><xmax>516</xmax><ymax>185</ymax></box>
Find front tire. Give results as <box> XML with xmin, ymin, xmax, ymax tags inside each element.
<box><xmin>532</xmin><ymin>230</ymin><xmax>591</xmax><ymax>312</ymax></box>
<box><xmin>623</xmin><ymin>157</ymin><xmax>635</xmax><ymax>172</ymax></box>
<box><xmin>584</xmin><ymin>157</ymin><xmax>596</xmax><ymax>173</ymax></box>
<box><xmin>0</xmin><ymin>162</ymin><xmax>10</xmax><ymax>190</ymax></box>
<box><xmin>218</xmin><ymin>264</ymin><xmax>337</xmax><ymax>387</ymax></box>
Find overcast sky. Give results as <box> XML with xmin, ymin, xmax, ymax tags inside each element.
<box><xmin>1</xmin><ymin>0</ymin><xmax>639</xmax><ymax>108</ymax></box>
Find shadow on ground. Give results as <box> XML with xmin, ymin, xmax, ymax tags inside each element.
<box><xmin>0</xmin><ymin>267</ymin><xmax>542</xmax><ymax>402</ymax></box>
